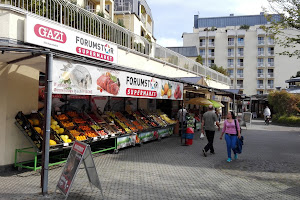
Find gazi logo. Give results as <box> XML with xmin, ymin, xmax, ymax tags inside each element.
<box><xmin>34</xmin><ymin>24</ymin><xmax>67</xmax><ymax>43</ymax></box>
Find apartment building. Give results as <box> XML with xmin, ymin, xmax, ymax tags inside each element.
<box><xmin>114</xmin><ymin>0</ymin><xmax>154</xmax><ymax>42</ymax></box>
<box><xmin>182</xmin><ymin>13</ymin><xmax>300</xmax><ymax>95</ymax></box>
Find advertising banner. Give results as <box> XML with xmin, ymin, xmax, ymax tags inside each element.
<box><xmin>57</xmin><ymin>141</ymin><xmax>87</xmax><ymax>196</ymax></box>
<box><xmin>24</xmin><ymin>15</ymin><xmax>118</xmax><ymax>64</ymax></box>
<box><xmin>52</xmin><ymin>58</ymin><xmax>183</xmax><ymax>100</ymax></box>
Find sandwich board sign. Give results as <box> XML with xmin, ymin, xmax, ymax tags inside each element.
<box><xmin>56</xmin><ymin>141</ymin><xmax>103</xmax><ymax>199</ymax></box>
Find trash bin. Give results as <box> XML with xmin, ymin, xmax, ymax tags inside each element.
<box><xmin>185</xmin><ymin>127</ymin><xmax>194</xmax><ymax>145</ymax></box>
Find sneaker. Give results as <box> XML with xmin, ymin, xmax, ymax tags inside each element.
<box><xmin>227</xmin><ymin>158</ymin><xmax>232</xmax><ymax>162</ymax></box>
<box><xmin>202</xmin><ymin>149</ymin><xmax>207</xmax><ymax>157</ymax></box>
<box><xmin>234</xmin><ymin>154</ymin><xmax>238</xmax><ymax>160</ymax></box>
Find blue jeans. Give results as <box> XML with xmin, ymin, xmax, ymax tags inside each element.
<box><xmin>225</xmin><ymin>134</ymin><xmax>237</xmax><ymax>159</ymax></box>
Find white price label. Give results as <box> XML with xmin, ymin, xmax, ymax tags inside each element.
<box><xmin>63</xmin><ymin>143</ymin><xmax>69</xmax><ymax>147</ymax></box>
<box><xmin>101</xmin><ymin>136</ymin><xmax>105</xmax><ymax>139</ymax></box>
<box><xmin>93</xmin><ymin>137</ymin><xmax>98</xmax><ymax>141</ymax></box>
<box><xmin>112</xmin><ymin>134</ymin><xmax>115</xmax><ymax>137</ymax></box>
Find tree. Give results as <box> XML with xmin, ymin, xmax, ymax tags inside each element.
<box><xmin>264</xmin><ymin>0</ymin><xmax>300</xmax><ymax>58</ymax></box>
<box><xmin>291</xmin><ymin>71</ymin><xmax>300</xmax><ymax>78</ymax></box>
<box><xmin>195</xmin><ymin>55</ymin><xmax>203</xmax><ymax>64</ymax></box>
<box><xmin>210</xmin><ymin>64</ymin><xmax>228</xmax><ymax>76</ymax></box>
<box><xmin>239</xmin><ymin>24</ymin><xmax>250</xmax><ymax>30</ymax></box>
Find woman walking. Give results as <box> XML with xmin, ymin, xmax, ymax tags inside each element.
<box><xmin>220</xmin><ymin>111</ymin><xmax>241</xmax><ymax>162</ymax></box>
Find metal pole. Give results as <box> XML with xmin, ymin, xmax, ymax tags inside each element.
<box><xmin>42</xmin><ymin>53</ymin><xmax>53</xmax><ymax>196</ymax></box>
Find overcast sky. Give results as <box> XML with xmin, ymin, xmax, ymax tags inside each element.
<box><xmin>147</xmin><ymin>0</ymin><xmax>270</xmax><ymax>47</ymax></box>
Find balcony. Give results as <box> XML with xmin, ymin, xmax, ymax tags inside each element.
<box><xmin>199</xmin><ymin>42</ymin><xmax>206</xmax><ymax>47</ymax></box>
<box><xmin>258</xmin><ymin>40</ymin><xmax>265</xmax><ymax>46</ymax></box>
<box><xmin>257</xmin><ymin>84</ymin><xmax>264</xmax><ymax>89</ymax></box>
<box><xmin>230</xmin><ymin>86</ymin><xmax>235</xmax><ymax>89</ymax></box>
<box><xmin>237</xmin><ymin>84</ymin><xmax>244</xmax><ymax>89</ymax></box>
<box><xmin>200</xmin><ymin>53</ymin><xmax>205</xmax><ymax>57</ymax></box>
<box><xmin>268</xmin><ymin>39</ymin><xmax>275</xmax><ymax>46</ymax></box>
<box><xmin>257</xmin><ymin>73</ymin><xmax>265</xmax><ymax>78</ymax></box>
<box><xmin>237</xmin><ymin>73</ymin><xmax>244</xmax><ymax>78</ymax></box>
<box><xmin>208</xmin><ymin>53</ymin><xmax>215</xmax><ymax>58</ymax></box>
<box><xmin>228</xmin><ymin>52</ymin><xmax>234</xmax><ymax>57</ymax></box>
<box><xmin>257</xmin><ymin>52</ymin><xmax>265</xmax><ymax>57</ymax></box>
<box><xmin>267</xmin><ymin>73</ymin><xmax>274</xmax><ymax>78</ymax></box>
<box><xmin>146</xmin><ymin>22</ymin><xmax>152</xmax><ymax>33</ymax></box>
<box><xmin>237</xmin><ymin>41</ymin><xmax>244</xmax><ymax>46</ymax></box>
<box><xmin>237</xmin><ymin>62</ymin><xmax>244</xmax><ymax>68</ymax></box>
<box><xmin>208</xmin><ymin>42</ymin><xmax>215</xmax><ymax>47</ymax></box>
<box><xmin>228</xmin><ymin>64</ymin><xmax>234</xmax><ymax>68</ymax></box>
<box><xmin>229</xmin><ymin>74</ymin><xmax>234</xmax><ymax>78</ymax></box>
<box><xmin>237</xmin><ymin>52</ymin><xmax>244</xmax><ymax>57</ymax></box>
<box><xmin>257</xmin><ymin>63</ymin><xmax>264</xmax><ymax>68</ymax></box>
<box><xmin>268</xmin><ymin>50</ymin><xmax>275</xmax><ymax>56</ymax></box>
<box><xmin>267</xmin><ymin>85</ymin><xmax>274</xmax><ymax>89</ymax></box>
<box><xmin>268</xmin><ymin>62</ymin><xmax>275</xmax><ymax>67</ymax></box>
<box><xmin>228</xmin><ymin>41</ymin><xmax>235</xmax><ymax>46</ymax></box>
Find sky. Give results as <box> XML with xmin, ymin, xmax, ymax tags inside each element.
<box><xmin>147</xmin><ymin>0</ymin><xmax>270</xmax><ymax>47</ymax></box>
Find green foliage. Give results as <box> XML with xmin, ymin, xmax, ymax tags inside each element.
<box><xmin>117</xmin><ymin>19</ymin><xmax>126</xmax><ymax>28</ymax></box>
<box><xmin>239</xmin><ymin>24</ymin><xmax>250</xmax><ymax>30</ymax></box>
<box><xmin>210</xmin><ymin>64</ymin><xmax>228</xmax><ymax>76</ymax></box>
<box><xmin>264</xmin><ymin>0</ymin><xmax>300</xmax><ymax>58</ymax></box>
<box><xmin>97</xmin><ymin>11</ymin><xmax>105</xmax><ymax>18</ymax></box>
<box><xmin>195</xmin><ymin>55</ymin><xmax>203</xmax><ymax>64</ymax></box>
<box><xmin>272</xmin><ymin>114</ymin><xmax>300</xmax><ymax>126</ymax></box>
<box><xmin>210</xmin><ymin>26</ymin><xmax>217</xmax><ymax>31</ymax></box>
<box><xmin>268</xmin><ymin>90</ymin><xmax>300</xmax><ymax>116</ymax></box>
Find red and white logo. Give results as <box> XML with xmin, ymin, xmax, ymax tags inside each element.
<box><xmin>34</xmin><ymin>24</ymin><xmax>67</xmax><ymax>43</ymax></box>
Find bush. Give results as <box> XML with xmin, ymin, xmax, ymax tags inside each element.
<box><xmin>272</xmin><ymin>114</ymin><xmax>300</xmax><ymax>126</ymax></box>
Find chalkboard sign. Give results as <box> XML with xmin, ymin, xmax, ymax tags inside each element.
<box><xmin>242</xmin><ymin>112</ymin><xmax>252</xmax><ymax>128</ymax></box>
<box><xmin>56</xmin><ymin>141</ymin><xmax>103</xmax><ymax>199</ymax></box>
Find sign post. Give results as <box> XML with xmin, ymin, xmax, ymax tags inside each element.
<box><xmin>56</xmin><ymin>141</ymin><xmax>103</xmax><ymax>199</ymax></box>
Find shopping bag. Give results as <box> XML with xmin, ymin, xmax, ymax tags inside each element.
<box><xmin>200</xmin><ymin>132</ymin><xmax>205</xmax><ymax>140</ymax></box>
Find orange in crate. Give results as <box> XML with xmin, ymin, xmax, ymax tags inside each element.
<box><xmin>67</xmin><ymin>111</ymin><xmax>78</xmax><ymax>117</ymax></box>
<box><xmin>85</xmin><ymin>131</ymin><xmax>98</xmax><ymax>138</ymax></box>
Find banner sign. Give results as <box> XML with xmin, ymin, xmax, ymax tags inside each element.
<box><xmin>24</xmin><ymin>15</ymin><xmax>118</xmax><ymax>64</ymax></box>
<box><xmin>52</xmin><ymin>58</ymin><xmax>184</xmax><ymax>100</ymax></box>
<box><xmin>57</xmin><ymin>141</ymin><xmax>103</xmax><ymax>198</ymax></box>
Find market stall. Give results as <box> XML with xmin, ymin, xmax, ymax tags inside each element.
<box><xmin>14</xmin><ymin>58</ymin><xmax>183</xmax><ymax>170</ymax></box>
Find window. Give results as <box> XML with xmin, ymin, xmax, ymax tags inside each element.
<box><xmin>268</xmin><ymin>80</ymin><xmax>274</xmax><ymax>88</ymax></box>
<box><xmin>228</xmin><ymin>59</ymin><xmax>234</xmax><ymax>67</ymax></box>
<box><xmin>105</xmin><ymin>4</ymin><xmax>110</xmax><ymax>12</ymax></box>
<box><xmin>228</xmin><ymin>69</ymin><xmax>234</xmax><ymax>77</ymax></box>
<box><xmin>199</xmin><ymin>49</ymin><xmax>205</xmax><ymax>56</ymax></box>
<box><xmin>209</xmin><ymin>49</ymin><xmax>215</xmax><ymax>56</ymax></box>
<box><xmin>230</xmin><ymin>80</ymin><xmax>234</xmax><ymax>86</ymax></box>
<box><xmin>268</xmin><ymin>37</ymin><xmax>274</xmax><ymax>45</ymax></box>
<box><xmin>238</xmin><ymin>37</ymin><xmax>244</xmax><ymax>45</ymax></box>
<box><xmin>200</xmin><ymin>39</ymin><xmax>206</xmax><ymax>46</ymax></box>
<box><xmin>228</xmin><ymin>38</ymin><xmax>234</xmax><ymax>45</ymax></box>
<box><xmin>237</xmin><ymin>59</ymin><xmax>243</xmax><ymax>66</ymax></box>
<box><xmin>268</xmin><ymin>58</ymin><xmax>274</xmax><ymax>66</ymax></box>
<box><xmin>237</xmin><ymin>80</ymin><xmax>243</xmax><ymax>88</ymax></box>
<box><xmin>258</xmin><ymin>37</ymin><xmax>264</xmax><ymax>44</ymax></box>
<box><xmin>208</xmin><ymin>59</ymin><xmax>214</xmax><ymax>66</ymax></box>
<box><xmin>238</xmin><ymin>48</ymin><xmax>244</xmax><ymax>56</ymax></box>
<box><xmin>257</xmin><ymin>69</ymin><xmax>264</xmax><ymax>77</ymax></box>
<box><xmin>257</xmin><ymin>80</ymin><xmax>264</xmax><ymax>88</ymax></box>
<box><xmin>237</xmin><ymin>69</ymin><xmax>243</xmax><ymax>77</ymax></box>
<box><xmin>268</xmin><ymin>69</ymin><xmax>274</xmax><ymax>77</ymax></box>
<box><xmin>268</xmin><ymin>47</ymin><xmax>274</xmax><ymax>55</ymax></box>
<box><xmin>258</xmin><ymin>48</ymin><xmax>264</xmax><ymax>56</ymax></box>
<box><xmin>257</xmin><ymin>91</ymin><xmax>263</xmax><ymax>95</ymax></box>
<box><xmin>257</xmin><ymin>58</ymin><xmax>264</xmax><ymax>66</ymax></box>
<box><xmin>209</xmin><ymin>39</ymin><xmax>215</xmax><ymax>46</ymax></box>
<box><xmin>84</xmin><ymin>0</ymin><xmax>95</xmax><ymax>11</ymax></box>
<box><xmin>228</xmin><ymin>48</ymin><xmax>234</xmax><ymax>56</ymax></box>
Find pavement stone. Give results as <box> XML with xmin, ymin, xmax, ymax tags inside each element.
<box><xmin>0</xmin><ymin>119</ymin><xmax>299</xmax><ymax>200</ymax></box>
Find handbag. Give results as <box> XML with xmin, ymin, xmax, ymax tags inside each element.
<box><xmin>200</xmin><ymin>132</ymin><xmax>205</xmax><ymax>139</ymax></box>
<box><xmin>234</xmin><ymin>119</ymin><xmax>243</xmax><ymax>154</ymax></box>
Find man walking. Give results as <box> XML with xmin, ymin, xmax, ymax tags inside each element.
<box><xmin>202</xmin><ymin>105</ymin><xmax>220</xmax><ymax>157</ymax></box>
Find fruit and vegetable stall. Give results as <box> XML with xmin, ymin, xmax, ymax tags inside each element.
<box><xmin>14</xmin><ymin>58</ymin><xmax>183</xmax><ymax>171</ymax></box>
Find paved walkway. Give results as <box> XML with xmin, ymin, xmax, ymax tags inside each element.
<box><xmin>0</xmin><ymin>120</ymin><xmax>300</xmax><ymax>200</ymax></box>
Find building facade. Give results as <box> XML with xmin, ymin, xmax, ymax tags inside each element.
<box><xmin>183</xmin><ymin>13</ymin><xmax>300</xmax><ymax>95</ymax></box>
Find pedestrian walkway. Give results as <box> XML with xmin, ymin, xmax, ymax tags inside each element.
<box><xmin>0</xmin><ymin>120</ymin><xmax>299</xmax><ymax>200</ymax></box>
